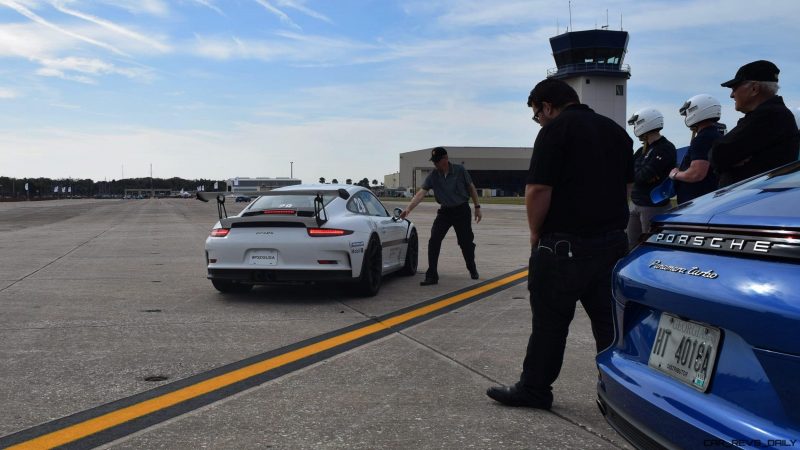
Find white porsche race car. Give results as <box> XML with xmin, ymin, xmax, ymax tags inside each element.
<box><xmin>201</xmin><ymin>184</ymin><xmax>418</xmax><ymax>296</ymax></box>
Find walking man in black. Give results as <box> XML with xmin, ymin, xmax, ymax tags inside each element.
<box><xmin>400</xmin><ymin>147</ymin><xmax>482</xmax><ymax>286</ymax></box>
<box><xmin>487</xmin><ymin>79</ymin><xmax>632</xmax><ymax>409</ymax></box>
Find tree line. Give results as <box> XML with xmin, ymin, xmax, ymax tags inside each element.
<box><xmin>317</xmin><ymin>177</ymin><xmax>380</xmax><ymax>188</ymax></box>
<box><xmin>0</xmin><ymin>176</ymin><xmax>226</xmax><ymax>199</ymax></box>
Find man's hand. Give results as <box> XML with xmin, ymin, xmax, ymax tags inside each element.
<box><xmin>474</xmin><ymin>207</ymin><xmax>482</xmax><ymax>223</ymax></box>
<box><xmin>399</xmin><ymin>209</ymin><xmax>410</xmax><ymax>220</ymax></box>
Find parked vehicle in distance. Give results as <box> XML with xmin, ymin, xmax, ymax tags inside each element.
<box><xmin>203</xmin><ymin>184</ymin><xmax>418</xmax><ymax>296</ymax></box>
<box><xmin>234</xmin><ymin>196</ymin><xmax>251</xmax><ymax>203</ymax></box>
<box><xmin>597</xmin><ymin>161</ymin><xmax>800</xmax><ymax>449</ymax></box>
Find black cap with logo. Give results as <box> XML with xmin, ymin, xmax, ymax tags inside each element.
<box><xmin>721</xmin><ymin>60</ymin><xmax>780</xmax><ymax>88</ymax></box>
<box><xmin>429</xmin><ymin>146</ymin><xmax>448</xmax><ymax>162</ymax></box>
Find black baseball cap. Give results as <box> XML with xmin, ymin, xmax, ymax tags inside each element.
<box><xmin>721</xmin><ymin>60</ymin><xmax>780</xmax><ymax>88</ymax></box>
<box><xmin>429</xmin><ymin>146</ymin><xmax>447</xmax><ymax>162</ymax></box>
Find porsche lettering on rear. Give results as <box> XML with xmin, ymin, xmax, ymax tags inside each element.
<box><xmin>649</xmin><ymin>232</ymin><xmax>772</xmax><ymax>253</ymax></box>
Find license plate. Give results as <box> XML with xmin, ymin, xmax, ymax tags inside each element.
<box><xmin>248</xmin><ymin>250</ymin><xmax>278</xmax><ymax>266</ymax></box>
<box><xmin>647</xmin><ymin>313</ymin><xmax>721</xmax><ymax>392</ymax></box>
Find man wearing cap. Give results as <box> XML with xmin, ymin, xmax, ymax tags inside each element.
<box><xmin>710</xmin><ymin>60</ymin><xmax>800</xmax><ymax>187</ymax></box>
<box><xmin>486</xmin><ymin>79</ymin><xmax>632</xmax><ymax>409</ymax></box>
<box><xmin>399</xmin><ymin>147</ymin><xmax>482</xmax><ymax>286</ymax></box>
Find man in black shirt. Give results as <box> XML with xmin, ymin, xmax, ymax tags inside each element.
<box><xmin>486</xmin><ymin>79</ymin><xmax>632</xmax><ymax>409</ymax></box>
<box><xmin>710</xmin><ymin>60</ymin><xmax>800</xmax><ymax>187</ymax></box>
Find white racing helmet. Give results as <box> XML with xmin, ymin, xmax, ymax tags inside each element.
<box><xmin>627</xmin><ymin>108</ymin><xmax>664</xmax><ymax>137</ymax></box>
<box><xmin>679</xmin><ymin>94</ymin><xmax>721</xmax><ymax>127</ymax></box>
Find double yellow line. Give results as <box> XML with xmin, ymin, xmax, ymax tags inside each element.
<box><xmin>7</xmin><ymin>269</ymin><xmax>527</xmax><ymax>449</ymax></box>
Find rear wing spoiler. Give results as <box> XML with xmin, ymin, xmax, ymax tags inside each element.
<box><xmin>196</xmin><ymin>192</ymin><xmax>229</xmax><ymax>219</ymax></box>
<box><xmin>196</xmin><ymin>189</ymin><xmax>352</xmax><ymax>224</ymax></box>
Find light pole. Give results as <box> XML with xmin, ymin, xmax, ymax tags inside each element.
<box><xmin>290</xmin><ymin>161</ymin><xmax>294</xmax><ymax>179</ymax></box>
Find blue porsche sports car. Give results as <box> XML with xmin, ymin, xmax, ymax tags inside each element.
<box><xmin>597</xmin><ymin>161</ymin><xmax>800</xmax><ymax>449</ymax></box>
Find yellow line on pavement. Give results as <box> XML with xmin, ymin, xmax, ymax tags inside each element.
<box><xmin>9</xmin><ymin>270</ymin><xmax>527</xmax><ymax>450</ymax></box>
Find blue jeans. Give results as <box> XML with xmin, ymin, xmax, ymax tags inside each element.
<box><xmin>518</xmin><ymin>230</ymin><xmax>628</xmax><ymax>403</ymax></box>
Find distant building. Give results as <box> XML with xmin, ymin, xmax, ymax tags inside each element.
<box><xmin>399</xmin><ymin>146</ymin><xmax>532</xmax><ymax>196</ymax></box>
<box><xmin>383</xmin><ymin>172</ymin><xmax>400</xmax><ymax>189</ymax></box>
<box><xmin>226</xmin><ymin>177</ymin><xmax>301</xmax><ymax>194</ymax></box>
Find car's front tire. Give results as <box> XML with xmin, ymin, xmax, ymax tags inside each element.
<box><xmin>400</xmin><ymin>229</ymin><xmax>418</xmax><ymax>276</ymax></box>
<box><xmin>354</xmin><ymin>235</ymin><xmax>382</xmax><ymax>297</ymax></box>
<box><xmin>211</xmin><ymin>279</ymin><xmax>253</xmax><ymax>294</ymax></box>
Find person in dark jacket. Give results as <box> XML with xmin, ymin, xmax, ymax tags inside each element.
<box><xmin>710</xmin><ymin>60</ymin><xmax>800</xmax><ymax>187</ymax></box>
<box><xmin>626</xmin><ymin>108</ymin><xmax>676</xmax><ymax>248</ymax></box>
<box><xmin>669</xmin><ymin>94</ymin><xmax>723</xmax><ymax>204</ymax></box>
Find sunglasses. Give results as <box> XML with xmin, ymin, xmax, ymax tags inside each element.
<box><xmin>532</xmin><ymin>107</ymin><xmax>542</xmax><ymax>123</ymax></box>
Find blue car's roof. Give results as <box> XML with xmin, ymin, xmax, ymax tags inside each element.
<box><xmin>655</xmin><ymin>161</ymin><xmax>800</xmax><ymax>228</ymax></box>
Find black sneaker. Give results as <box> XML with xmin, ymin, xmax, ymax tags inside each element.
<box><xmin>486</xmin><ymin>385</ymin><xmax>552</xmax><ymax>409</ymax></box>
<box><xmin>420</xmin><ymin>277</ymin><xmax>438</xmax><ymax>286</ymax></box>
<box><xmin>469</xmin><ymin>269</ymin><xmax>479</xmax><ymax>280</ymax></box>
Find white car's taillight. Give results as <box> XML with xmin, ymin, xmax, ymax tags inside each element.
<box><xmin>306</xmin><ymin>228</ymin><xmax>353</xmax><ymax>237</ymax></box>
<box><xmin>210</xmin><ymin>228</ymin><xmax>230</xmax><ymax>237</ymax></box>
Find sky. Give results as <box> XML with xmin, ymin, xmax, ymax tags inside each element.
<box><xmin>1</xmin><ymin>0</ymin><xmax>799</xmax><ymax>183</ymax></box>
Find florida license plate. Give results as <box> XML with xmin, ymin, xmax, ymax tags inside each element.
<box><xmin>647</xmin><ymin>313</ymin><xmax>721</xmax><ymax>392</ymax></box>
<box><xmin>248</xmin><ymin>250</ymin><xmax>278</xmax><ymax>266</ymax></box>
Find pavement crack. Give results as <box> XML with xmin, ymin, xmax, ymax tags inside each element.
<box><xmin>0</xmin><ymin>226</ymin><xmax>117</xmax><ymax>294</ymax></box>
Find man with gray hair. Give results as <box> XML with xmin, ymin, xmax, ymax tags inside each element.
<box><xmin>710</xmin><ymin>60</ymin><xmax>799</xmax><ymax>187</ymax></box>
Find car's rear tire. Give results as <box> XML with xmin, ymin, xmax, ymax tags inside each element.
<box><xmin>354</xmin><ymin>235</ymin><xmax>382</xmax><ymax>297</ymax></box>
<box><xmin>400</xmin><ymin>229</ymin><xmax>418</xmax><ymax>276</ymax></box>
<box><xmin>211</xmin><ymin>279</ymin><xmax>253</xmax><ymax>294</ymax></box>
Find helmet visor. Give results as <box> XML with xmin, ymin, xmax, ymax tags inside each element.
<box><xmin>679</xmin><ymin>100</ymin><xmax>691</xmax><ymax>116</ymax></box>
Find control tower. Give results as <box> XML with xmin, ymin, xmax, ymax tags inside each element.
<box><xmin>547</xmin><ymin>29</ymin><xmax>630</xmax><ymax>127</ymax></box>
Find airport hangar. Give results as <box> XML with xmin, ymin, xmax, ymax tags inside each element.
<box><xmin>398</xmin><ymin>146</ymin><xmax>532</xmax><ymax>197</ymax></box>
<box><xmin>395</xmin><ymin>29</ymin><xmax>631</xmax><ymax>197</ymax></box>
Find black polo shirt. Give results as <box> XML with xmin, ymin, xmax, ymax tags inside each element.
<box><xmin>526</xmin><ymin>104</ymin><xmax>634</xmax><ymax>236</ymax></box>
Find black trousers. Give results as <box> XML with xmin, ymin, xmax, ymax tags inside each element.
<box><xmin>518</xmin><ymin>230</ymin><xmax>628</xmax><ymax>403</ymax></box>
<box><xmin>425</xmin><ymin>203</ymin><xmax>476</xmax><ymax>279</ymax></box>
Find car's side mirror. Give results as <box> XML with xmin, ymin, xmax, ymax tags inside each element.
<box><xmin>392</xmin><ymin>207</ymin><xmax>403</xmax><ymax>221</ymax></box>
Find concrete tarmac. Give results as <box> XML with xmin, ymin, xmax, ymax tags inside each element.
<box><xmin>0</xmin><ymin>198</ymin><xmax>631</xmax><ymax>449</ymax></box>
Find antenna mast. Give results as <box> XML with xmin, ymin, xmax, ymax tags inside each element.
<box><xmin>568</xmin><ymin>1</ymin><xmax>572</xmax><ymax>32</ymax></box>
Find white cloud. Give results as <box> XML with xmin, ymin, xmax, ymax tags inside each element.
<box><xmin>97</xmin><ymin>0</ymin><xmax>169</xmax><ymax>17</ymax></box>
<box><xmin>0</xmin><ymin>87</ymin><xmax>18</xmax><ymax>98</ymax></box>
<box><xmin>0</xmin><ymin>0</ymin><xmax>129</xmax><ymax>55</ymax></box>
<box><xmin>187</xmin><ymin>0</ymin><xmax>223</xmax><ymax>16</ymax></box>
<box><xmin>253</xmin><ymin>0</ymin><xmax>300</xmax><ymax>29</ymax></box>
<box><xmin>51</xmin><ymin>1</ymin><xmax>171</xmax><ymax>52</ymax></box>
<box><xmin>274</xmin><ymin>0</ymin><xmax>332</xmax><ymax>24</ymax></box>
<box><xmin>189</xmin><ymin>32</ymin><xmax>377</xmax><ymax>63</ymax></box>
